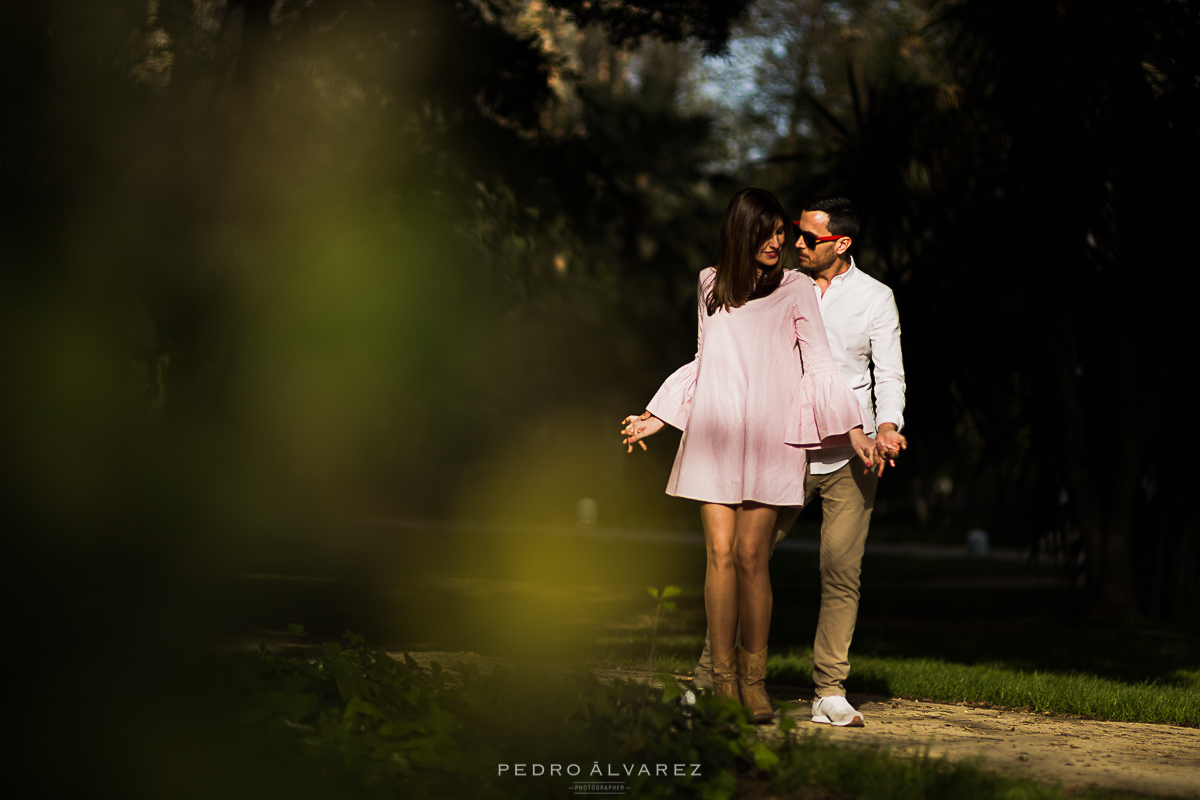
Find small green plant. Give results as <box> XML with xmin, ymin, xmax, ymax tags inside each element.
<box><xmin>646</xmin><ymin>585</ymin><xmax>681</xmax><ymax>665</ymax></box>
<box><xmin>225</xmin><ymin>630</ymin><xmax>759</xmax><ymax>798</ymax></box>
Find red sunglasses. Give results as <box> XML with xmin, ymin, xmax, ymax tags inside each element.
<box><xmin>792</xmin><ymin>221</ymin><xmax>843</xmax><ymax>249</ymax></box>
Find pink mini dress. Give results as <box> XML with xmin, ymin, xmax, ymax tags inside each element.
<box><xmin>646</xmin><ymin>267</ymin><xmax>870</xmax><ymax>507</ymax></box>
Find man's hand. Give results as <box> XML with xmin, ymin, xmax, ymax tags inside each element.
<box><xmin>621</xmin><ymin>411</ymin><xmax>664</xmax><ymax>453</ymax></box>
<box><xmin>874</xmin><ymin>424</ymin><xmax>907</xmax><ymax>471</ymax></box>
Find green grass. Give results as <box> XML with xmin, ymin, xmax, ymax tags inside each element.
<box><xmin>600</xmin><ymin>632</ymin><xmax>1200</xmax><ymax>728</ymax></box>
<box><xmin>582</xmin><ymin>554</ymin><xmax>1200</xmax><ymax>726</ymax></box>
<box><xmin>769</xmin><ymin>652</ymin><xmax>1200</xmax><ymax>727</ymax></box>
<box><xmin>232</xmin><ymin>523</ymin><xmax>1200</xmax><ymax>728</ymax></box>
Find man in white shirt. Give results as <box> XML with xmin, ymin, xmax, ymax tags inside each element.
<box><xmin>692</xmin><ymin>196</ymin><xmax>906</xmax><ymax>728</ymax></box>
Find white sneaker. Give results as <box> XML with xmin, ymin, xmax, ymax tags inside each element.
<box><xmin>812</xmin><ymin>695</ymin><xmax>864</xmax><ymax>727</ymax></box>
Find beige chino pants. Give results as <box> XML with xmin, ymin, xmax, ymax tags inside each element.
<box><xmin>693</xmin><ymin>460</ymin><xmax>878</xmax><ymax>697</ymax></box>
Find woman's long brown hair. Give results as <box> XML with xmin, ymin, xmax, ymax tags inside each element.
<box><xmin>706</xmin><ymin>188</ymin><xmax>788</xmax><ymax>316</ymax></box>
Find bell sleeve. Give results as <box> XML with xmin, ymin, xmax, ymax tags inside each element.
<box><xmin>646</xmin><ymin>270</ymin><xmax>710</xmax><ymax>431</ymax></box>
<box><xmin>785</xmin><ymin>283</ymin><xmax>872</xmax><ymax>447</ymax></box>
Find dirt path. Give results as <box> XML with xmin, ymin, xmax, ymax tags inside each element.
<box><xmin>796</xmin><ymin>693</ymin><xmax>1199</xmax><ymax>798</ymax></box>
<box><xmin>405</xmin><ymin>652</ymin><xmax>1200</xmax><ymax>798</ymax></box>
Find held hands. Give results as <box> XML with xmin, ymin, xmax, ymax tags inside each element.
<box><xmin>621</xmin><ymin>411</ymin><xmax>664</xmax><ymax>453</ymax></box>
<box><xmin>874</xmin><ymin>425</ymin><xmax>907</xmax><ymax>472</ymax></box>
<box><xmin>849</xmin><ymin>428</ymin><xmax>883</xmax><ymax>476</ymax></box>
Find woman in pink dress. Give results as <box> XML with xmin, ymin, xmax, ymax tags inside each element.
<box><xmin>622</xmin><ymin>188</ymin><xmax>876</xmax><ymax>722</ymax></box>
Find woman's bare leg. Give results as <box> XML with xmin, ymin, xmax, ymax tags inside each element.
<box><xmin>733</xmin><ymin>503</ymin><xmax>778</xmax><ymax>653</ymax></box>
<box><xmin>700</xmin><ymin>503</ymin><xmax>738</xmax><ymax>653</ymax></box>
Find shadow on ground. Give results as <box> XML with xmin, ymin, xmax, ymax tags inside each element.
<box><xmin>220</xmin><ymin>521</ymin><xmax>1200</xmax><ymax>692</ymax></box>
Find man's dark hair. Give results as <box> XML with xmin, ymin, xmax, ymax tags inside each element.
<box><xmin>805</xmin><ymin>196</ymin><xmax>861</xmax><ymax>240</ymax></box>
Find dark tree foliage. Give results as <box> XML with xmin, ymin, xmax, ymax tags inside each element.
<box><xmin>547</xmin><ymin>0</ymin><xmax>752</xmax><ymax>53</ymax></box>
<box><xmin>933</xmin><ymin>0</ymin><xmax>1198</xmax><ymax>621</ymax></box>
<box><xmin>785</xmin><ymin>0</ymin><xmax>1198</xmax><ymax>620</ymax></box>
<box><xmin>0</xmin><ymin>3</ymin><xmax>754</xmax><ymax>796</ymax></box>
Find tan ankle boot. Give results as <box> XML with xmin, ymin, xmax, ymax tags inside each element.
<box><xmin>711</xmin><ymin>648</ymin><xmax>739</xmax><ymax>702</ymax></box>
<box><xmin>737</xmin><ymin>645</ymin><xmax>774</xmax><ymax>723</ymax></box>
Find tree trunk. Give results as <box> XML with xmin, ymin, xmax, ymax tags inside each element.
<box><xmin>1056</xmin><ymin>331</ymin><xmax>1140</xmax><ymax>620</ymax></box>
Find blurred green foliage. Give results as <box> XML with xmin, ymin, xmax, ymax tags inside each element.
<box><xmin>224</xmin><ymin>629</ymin><xmax>757</xmax><ymax>798</ymax></box>
<box><xmin>2</xmin><ymin>3</ymin><xmax>748</xmax><ymax>797</ymax></box>
<box><xmin>1</xmin><ymin>0</ymin><xmax>750</xmax><ymax>535</ymax></box>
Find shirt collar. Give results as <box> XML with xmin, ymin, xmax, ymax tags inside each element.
<box><xmin>829</xmin><ymin>257</ymin><xmax>858</xmax><ymax>285</ymax></box>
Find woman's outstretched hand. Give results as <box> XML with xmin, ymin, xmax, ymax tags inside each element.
<box><xmin>621</xmin><ymin>411</ymin><xmax>664</xmax><ymax>453</ymax></box>
<box><xmin>849</xmin><ymin>428</ymin><xmax>883</xmax><ymax>476</ymax></box>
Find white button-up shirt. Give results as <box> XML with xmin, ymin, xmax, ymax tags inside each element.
<box><xmin>805</xmin><ymin>258</ymin><xmax>906</xmax><ymax>474</ymax></box>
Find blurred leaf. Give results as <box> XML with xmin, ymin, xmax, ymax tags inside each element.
<box><xmin>752</xmin><ymin>741</ymin><xmax>780</xmax><ymax>771</ymax></box>
<box><xmin>343</xmin><ymin>696</ymin><xmax>385</xmax><ymax>722</ymax></box>
<box><xmin>656</xmin><ymin>673</ymin><xmax>682</xmax><ymax>703</ymax></box>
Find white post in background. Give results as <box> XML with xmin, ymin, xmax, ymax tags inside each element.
<box><xmin>966</xmin><ymin>529</ymin><xmax>989</xmax><ymax>558</ymax></box>
<box><xmin>577</xmin><ymin>497</ymin><xmax>598</xmax><ymax>527</ymax></box>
